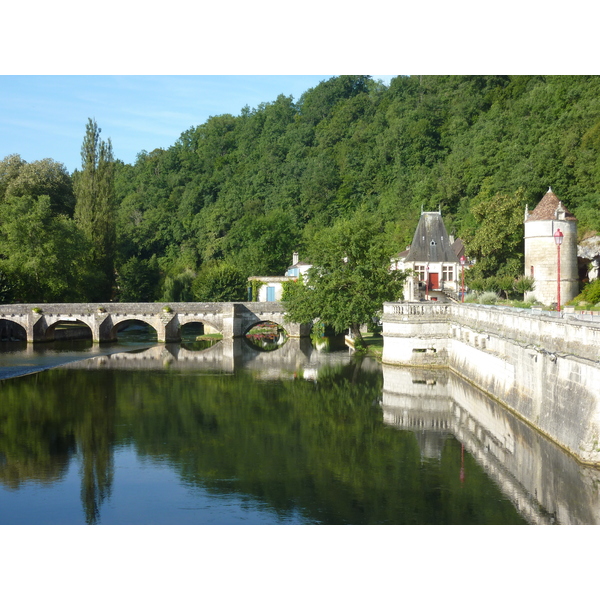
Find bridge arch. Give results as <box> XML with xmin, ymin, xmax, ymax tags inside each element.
<box><xmin>178</xmin><ymin>315</ymin><xmax>223</xmax><ymax>335</ymax></box>
<box><xmin>0</xmin><ymin>318</ymin><xmax>27</xmax><ymax>341</ymax></box>
<box><xmin>43</xmin><ymin>319</ymin><xmax>93</xmax><ymax>342</ymax></box>
<box><xmin>108</xmin><ymin>317</ymin><xmax>159</xmax><ymax>342</ymax></box>
<box><xmin>241</xmin><ymin>317</ymin><xmax>289</xmax><ymax>338</ymax></box>
<box><xmin>35</xmin><ymin>314</ymin><xmax>96</xmax><ymax>343</ymax></box>
<box><xmin>244</xmin><ymin>320</ymin><xmax>288</xmax><ymax>352</ymax></box>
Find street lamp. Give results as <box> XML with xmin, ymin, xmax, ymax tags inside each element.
<box><xmin>460</xmin><ymin>255</ymin><xmax>466</xmax><ymax>302</ymax></box>
<box><xmin>554</xmin><ymin>228</ymin><xmax>564</xmax><ymax>312</ymax></box>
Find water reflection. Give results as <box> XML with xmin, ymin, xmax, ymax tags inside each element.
<box><xmin>0</xmin><ymin>337</ymin><xmax>598</xmax><ymax>524</ymax></box>
<box><xmin>382</xmin><ymin>366</ymin><xmax>600</xmax><ymax>524</ymax></box>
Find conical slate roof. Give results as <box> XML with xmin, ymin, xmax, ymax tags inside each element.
<box><xmin>526</xmin><ymin>188</ymin><xmax>576</xmax><ymax>222</ymax></box>
<box><xmin>405</xmin><ymin>212</ymin><xmax>459</xmax><ymax>263</ymax></box>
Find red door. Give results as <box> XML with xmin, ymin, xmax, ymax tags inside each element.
<box><xmin>429</xmin><ymin>273</ymin><xmax>439</xmax><ymax>289</ymax></box>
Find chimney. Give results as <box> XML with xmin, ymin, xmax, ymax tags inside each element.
<box><xmin>292</xmin><ymin>251</ymin><xmax>299</xmax><ymax>265</ymax></box>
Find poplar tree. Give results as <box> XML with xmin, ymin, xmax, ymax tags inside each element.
<box><xmin>74</xmin><ymin>118</ymin><xmax>116</xmax><ymax>300</ymax></box>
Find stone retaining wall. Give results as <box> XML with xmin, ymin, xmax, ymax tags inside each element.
<box><xmin>382</xmin><ymin>302</ymin><xmax>600</xmax><ymax>464</ymax></box>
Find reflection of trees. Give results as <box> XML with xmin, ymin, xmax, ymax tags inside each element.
<box><xmin>0</xmin><ymin>370</ymin><xmax>117</xmax><ymax>524</ymax></box>
<box><xmin>0</xmin><ymin>357</ymin><xmax>526</xmax><ymax>524</ymax></box>
<box><xmin>74</xmin><ymin>372</ymin><xmax>117</xmax><ymax>524</ymax></box>
<box><xmin>0</xmin><ymin>374</ymin><xmax>77</xmax><ymax>488</ymax></box>
<box><xmin>119</xmin><ymin>360</ymin><xmax>525</xmax><ymax>524</ymax></box>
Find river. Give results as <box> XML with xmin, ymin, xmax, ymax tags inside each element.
<box><xmin>0</xmin><ymin>331</ymin><xmax>597</xmax><ymax>525</ymax></box>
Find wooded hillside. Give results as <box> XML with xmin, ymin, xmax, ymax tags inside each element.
<box><xmin>2</xmin><ymin>75</ymin><xmax>600</xmax><ymax>302</ymax></box>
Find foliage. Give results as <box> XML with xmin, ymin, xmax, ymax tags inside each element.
<box><xmin>0</xmin><ymin>194</ymin><xmax>95</xmax><ymax>302</ymax></box>
<box><xmin>478</xmin><ymin>291</ymin><xmax>499</xmax><ymax>305</ymax></box>
<box><xmin>463</xmin><ymin>184</ymin><xmax>526</xmax><ymax>279</ymax></box>
<box><xmin>282</xmin><ymin>212</ymin><xmax>407</xmax><ymax>340</ymax></box>
<box><xmin>495</xmin><ymin>275</ymin><xmax>516</xmax><ymax>300</ymax></box>
<box><xmin>0</xmin><ymin>268</ymin><xmax>13</xmax><ymax>303</ymax></box>
<box><xmin>0</xmin><ymin>155</ymin><xmax>75</xmax><ymax>215</ymax></box>
<box><xmin>570</xmin><ymin>279</ymin><xmax>600</xmax><ymax>306</ymax></box>
<box><xmin>74</xmin><ymin>118</ymin><xmax>116</xmax><ymax>300</ymax></box>
<box><xmin>161</xmin><ymin>269</ymin><xmax>196</xmax><ymax>302</ymax></box>
<box><xmin>8</xmin><ymin>76</ymin><xmax>600</xmax><ymax>301</ymax></box>
<box><xmin>192</xmin><ymin>262</ymin><xmax>247</xmax><ymax>302</ymax></box>
<box><xmin>115</xmin><ymin>255</ymin><xmax>160</xmax><ymax>301</ymax></box>
<box><xmin>513</xmin><ymin>275</ymin><xmax>535</xmax><ymax>296</ymax></box>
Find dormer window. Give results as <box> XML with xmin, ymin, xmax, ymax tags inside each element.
<box><xmin>430</xmin><ymin>240</ymin><xmax>436</xmax><ymax>246</ymax></box>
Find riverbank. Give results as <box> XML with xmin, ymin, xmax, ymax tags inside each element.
<box><xmin>362</xmin><ymin>334</ymin><xmax>383</xmax><ymax>360</ymax></box>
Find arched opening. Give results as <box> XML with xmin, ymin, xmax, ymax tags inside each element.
<box><xmin>180</xmin><ymin>321</ymin><xmax>222</xmax><ymax>351</ymax></box>
<box><xmin>244</xmin><ymin>321</ymin><xmax>287</xmax><ymax>352</ymax></box>
<box><xmin>44</xmin><ymin>320</ymin><xmax>93</xmax><ymax>342</ymax></box>
<box><xmin>0</xmin><ymin>319</ymin><xmax>26</xmax><ymax>343</ymax></box>
<box><xmin>112</xmin><ymin>319</ymin><xmax>158</xmax><ymax>344</ymax></box>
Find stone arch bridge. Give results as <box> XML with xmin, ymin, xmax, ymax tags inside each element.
<box><xmin>0</xmin><ymin>302</ymin><xmax>310</xmax><ymax>343</ymax></box>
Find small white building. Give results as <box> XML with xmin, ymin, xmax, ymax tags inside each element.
<box><xmin>249</xmin><ymin>252</ymin><xmax>312</xmax><ymax>302</ymax></box>
<box><xmin>392</xmin><ymin>210</ymin><xmax>465</xmax><ymax>302</ymax></box>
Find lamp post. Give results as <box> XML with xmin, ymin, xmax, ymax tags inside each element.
<box><xmin>460</xmin><ymin>255</ymin><xmax>466</xmax><ymax>302</ymax></box>
<box><xmin>554</xmin><ymin>228</ymin><xmax>563</xmax><ymax>312</ymax></box>
<box><xmin>425</xmin><ymin>265</ymin><xmax>429</xmax><ymax>300</ymax></box>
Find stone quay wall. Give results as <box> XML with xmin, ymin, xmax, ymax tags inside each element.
<box><xmin>0</xmin><ymin>302</ymin><xmax>310</xmax><ymax>343</ymax></box>
<box><xmin>382</xmin><ymin>302</ymin><xmax>600</xmax><ymax>465</ymax></box>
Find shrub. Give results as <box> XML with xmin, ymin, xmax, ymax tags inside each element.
<box><xmin>571</xmin><ymin>279</ymin><xmax>600</xmax><ymax>306</ymax></box>
<box><xmin>513</xmin><ymin>275</ymin><xmax>535</xmax><ymax>296</ymax></box>
<box><xmin>478</xmin><ymin>291</ymin><xmax>499</xmax><ymax>305</ymax></box>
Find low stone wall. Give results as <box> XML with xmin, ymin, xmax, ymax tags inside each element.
<box><xmin>382</xmin><ymin>302</ymin><xmax>600</xmax><ymax>465</ymax></box>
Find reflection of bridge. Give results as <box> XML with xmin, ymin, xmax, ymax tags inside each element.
<box><xmin>382</xmin><ymin>365</ymin><xmax>600</xmax><ymax>525</ymax></box>
<box><xmin>63</xmin><ymin>337</ymin><xmax>357</xmax><ymax>379</ymax></box>
<box><xmin>0</xmin><ymin>302</ymin><xmax>310</xmax><ymax>343</ymax></box>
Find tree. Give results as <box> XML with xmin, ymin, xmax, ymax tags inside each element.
<box><xmin>2</xmin><ymin>157</ymin><xmax>75</xmax><ymax>215</ymax></box>
<box><xmin>192</xmin><ymin>262</ymin><xmax>248</xmax><ymax>302</ymax></box>
<box><xmin>463</xmin><ymin>183</ymin><xmax>526</xmax><ymax>279</ymax></box>
<box><xmin>513</xmin><ymin>275</ymin><xmax>535</xmax><ymax>299</ymax></box>
<box><xmin>115</xmin><ymin>255</ymin><xmax>160</xmax><ymax>301</ymax></box>
<box><xmin>0</xmin><ymin>268</ymin><xmax>13</xmax><ymax>303</ymax></box>
<box><xmin>282</xmin><ymin>212</ymin><xmax>407</xmax><ymax>341</ymax></box>
<box><xmin>0</xmin><ymin>194</ymin><xmax>94</xmax><ymax>302</ymax></box>
<box><xmin>0</xmin><ymin>154</ymin><xmax>27</xmax><ymax>201</ymax></box>
<box><xmin>74</xmin><ymin>118</ymin><xmax>116</xmax><ymax>300</ymax></box>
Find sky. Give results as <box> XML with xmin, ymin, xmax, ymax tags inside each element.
<box><xmin>1</xmin><ymin>75</ymin><xmax>391</xmax><ymax>174</ymax></box>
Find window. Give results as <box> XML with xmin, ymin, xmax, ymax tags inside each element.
<box><xmin>414</xmin><ymin>266</ymin><xmax>426</xmax><ymax>281</ymax></box>
<box><xmin>286</xmin><ymin>267</ymin><xmax>299</xmax><ymax>277</ymax></box>
<box><xmin>442</xmin><ymin>265</ymin><xmax>454</xmax><ymax>282</ymax></box>
<box><xmin>266</xmin><ymin>287</ymin><xmax>276</xmax><ymax>301</ymax></box>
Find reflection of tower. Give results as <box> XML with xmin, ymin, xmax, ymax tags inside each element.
<box><xmin>381</xmin><ymin>367</ymin><xmax>453</xmax><ymax>462</ymax></box>
<box><xmin>524</xmin><ymin>188</ymin><xmax>578</xmax><ymax>306</ymax></box>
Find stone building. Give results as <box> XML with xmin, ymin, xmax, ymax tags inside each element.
<box><xmin>524</xmin><ymin>188</ymin><xmax>578</xmax><ymax>307</ymax></box>
<box><xmin>392</xmin><ymin>210</ymin><xmax>464</xmax><ymax>302</ymax></box>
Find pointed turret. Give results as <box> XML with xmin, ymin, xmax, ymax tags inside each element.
<box><xmin>525</xmin><ymin>188</ymin><xmax>576</xmax><ymax>222</ymax></box>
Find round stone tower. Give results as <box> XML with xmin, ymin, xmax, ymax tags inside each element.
<box><xmin>524</xmin><ymin>188</ymin><xmax>578</xmax><ymax>307</ymax></box>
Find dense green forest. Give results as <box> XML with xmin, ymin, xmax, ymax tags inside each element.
<box><xmin>2</xmin><ymin>75</ymin><xmax>600</xmax><ymax>303</ymax></box>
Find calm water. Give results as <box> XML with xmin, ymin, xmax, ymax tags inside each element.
<box><xmin>0</xmin><ymin>334</ymin><xmax>597</xmax><ymax>525</ymax></box>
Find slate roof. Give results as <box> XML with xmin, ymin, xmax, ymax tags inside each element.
<box><xmin>526</xmin><ymin>188</ymin><xmax>577</xmax><ymax>222</ymax></box>
<box><xmin>451</xmin><ymin>237</ymin><xmax>466</xmax><ymax>260</ymax></box>
<box><xmin>405</xmin><ymin>212</ymin><xmax>459</xmax><ymax>263</ymax></box>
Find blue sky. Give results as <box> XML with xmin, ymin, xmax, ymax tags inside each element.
<box><xmin>0</xmin><ymin>75</ymin><xmax>395</xmax><ymax>174</ymax></box>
